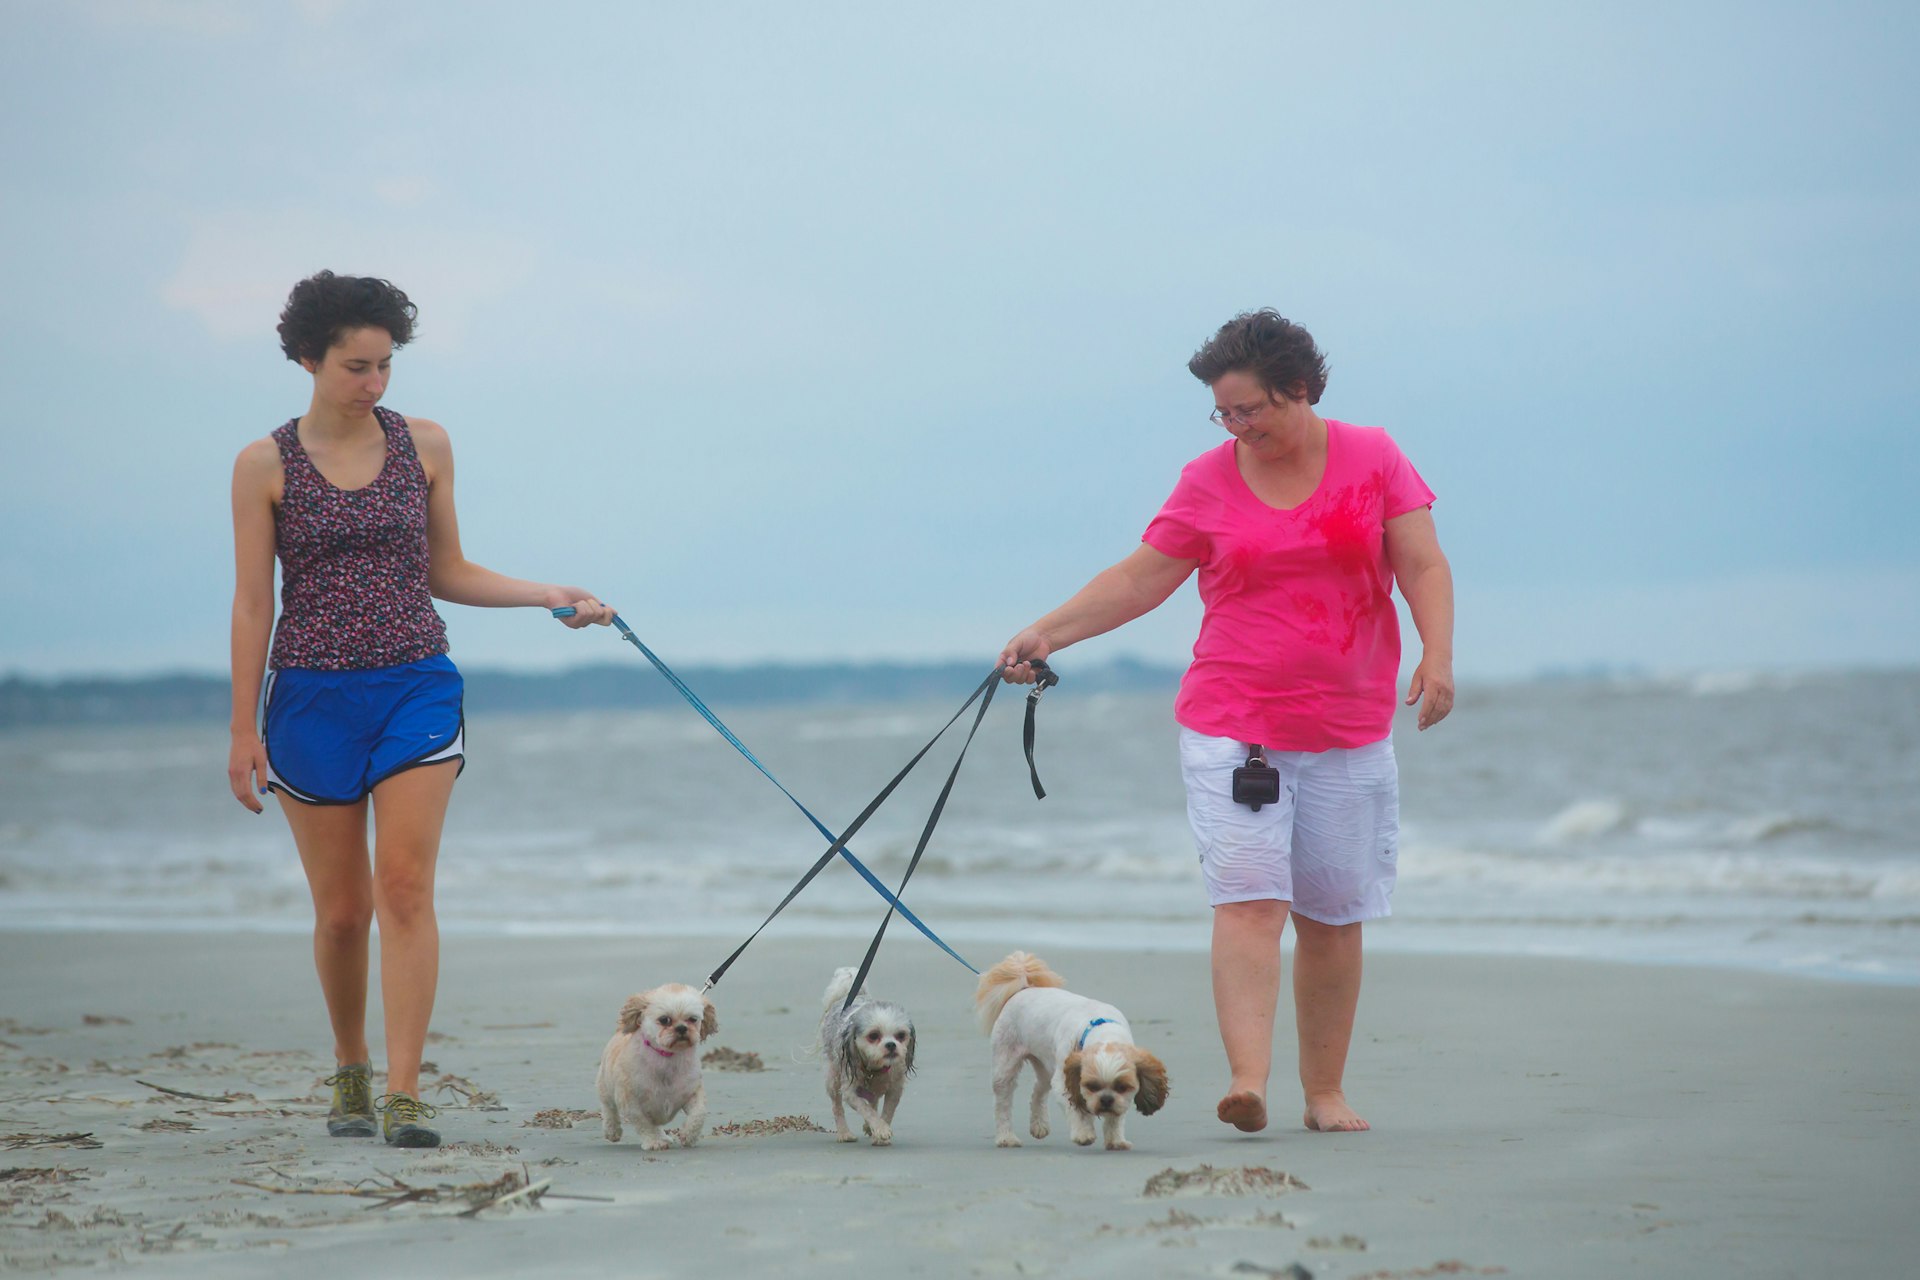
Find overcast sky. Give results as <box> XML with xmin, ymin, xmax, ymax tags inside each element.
<box><xmin>3</xmin><ymin>1</ymin><xmax>1915</xmax><ymax>683</ymax></box>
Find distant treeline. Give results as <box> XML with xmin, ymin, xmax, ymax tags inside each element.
<box><xmin>0</xmin><ymin>657</ymin><xmax>1180</xmax><ymax>728</ymax></box>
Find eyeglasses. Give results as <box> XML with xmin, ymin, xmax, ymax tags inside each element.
<box><xmin>1209</xmin><ymin>403</ymin><xmax>1267</xmax><ymax>428</ymax></box>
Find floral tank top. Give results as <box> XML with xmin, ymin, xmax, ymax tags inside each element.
<box><xmin>268</xmin><ymin>407</ymin><xmax>450</xmax><ymax>671</ymax></box>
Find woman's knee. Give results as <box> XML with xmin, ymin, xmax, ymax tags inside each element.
<box><xmin>373</xmin><ymin>865</ymin><xmax>436</xmax><ymax>927</ymax></box>
<box><xmin>1215</xmin><ymin>898</ymin><xmax>1290</xmax><ymax>936</ymax></box>
<box><xmin>313</xmin><ymin>898</ymin><xmax>373</xmax><ymax>945</ymax></box>
<box><xmin>1290</xmin><ymin>913</ymin><xmax>1362</xmax><ymax>952</ymax></box>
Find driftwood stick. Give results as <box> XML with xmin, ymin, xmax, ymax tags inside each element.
<box><xmin>458</xmin><ymin>1176</ymin><xmax>552</xmax><ymax>1218</ymax></box>
<box><xmin>232</xmin><ymin>1178</ymin><xmax>374</xmax><ymax>1198</ymax></box>
<box><xmin>2</xmin><ymin>1132</ymin><xmax>103</xmax><ymax>1151</ymax></box>
<box><xmin>136</xmin><ymin>1080</ymin><xmax>240</xmax><ymax>1103</ymax></box>
<box><xmin>365</xmin><ymin>1186</ymin><xmax>435</xmax><ymax>1212</ymax></box>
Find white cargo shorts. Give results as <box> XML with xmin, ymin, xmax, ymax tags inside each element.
<box><xmin>1178</xmin><ymin>727</ymin><xmax>1400</xmax><ymax>925</ymax></box>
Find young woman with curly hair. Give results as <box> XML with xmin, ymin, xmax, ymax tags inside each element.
<box><xmin>228</xmin><ymin>271</ymin><xmax>614</xmax><ymax>1147</ymax></box>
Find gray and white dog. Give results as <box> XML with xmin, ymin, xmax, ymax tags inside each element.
<box><xmin>818</xmin><ymin>966</ymin><xmax>916</xmax><ymax>1146</ymax></box>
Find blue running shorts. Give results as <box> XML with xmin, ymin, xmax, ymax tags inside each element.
<box><xmin>262</xmin><ymin>654</ymin><xmax>465</xmax><ymax>805</ymax></box>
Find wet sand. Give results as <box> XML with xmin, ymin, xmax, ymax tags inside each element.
<box><xmin>2</xmin><ymin>930</ymin><xmax>1915</xmax><ymax>1278</ymax></box>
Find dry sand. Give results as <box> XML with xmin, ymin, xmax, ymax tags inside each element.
<box><xmin>2</xmin><ymin>929</ymin><xmax>1915</xmax><ymax>1278</ymax></box>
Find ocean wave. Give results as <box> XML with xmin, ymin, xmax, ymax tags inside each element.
<box><xmin>1724</xmin><ymin>811</ymin><xmax>1832</xmax><ymax>843</ymax></box>
<box><xmin>1680</xmin><ymin>670</ymin><xmax>1804</xmax><ymax>697</ymax></box>
<box><xmin>794</xmin><ymin>715</ymin><xmax>927</xmax><ymax>742</ymax></box>
<box><xmin>1541</xmin><ymin>803</ymin><xmax>1840</xmax><ymax>848</ymax></box>
<box><xmin>40</xmin><ymin>745</ymin><xmax>225</xmax><ymax>774</ymax></box>
<box><xmin>497</xmin><ymin>716</ymin><xmax>718</xmax><ymax>755</ymax></box>
<box><xmin>1869</xmin><ymin>869</ymin><xmax>1920</xmax><ymax>902</ymax></box>
<box><xmin>1538</xmin><ymin>799</ymin><xmax>1628</xmax><ymax>843</ymax></box>
<box><xmin>1407</xmin><ymin>843</ymin><xmax>1909</xmax><ymax>902</ymax></box>
<box><xmin>901</xmin><ymin>849</ymin><xmax>1190</xmax><ymax>882</ymax></box>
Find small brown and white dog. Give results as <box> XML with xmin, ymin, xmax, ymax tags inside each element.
<box><xmin>595</xmin><ymin>983</ymin><xmax>718</xmax><ymax>1150</ymax></box>
<box><xmin>819</xmin><ymin>966</ymin><xmax>915</xmax><ymax>1146</ymax></box>
<box><xmin>975</xmin><ymin>951</ymin><xmax>1169</xmax><ymax>1150</ymax></box>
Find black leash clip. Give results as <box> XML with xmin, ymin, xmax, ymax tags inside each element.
<box><xmin>1232</xmin><ymin>744</ymin><xmax>1281</xmax><ymax>812</ymax></box>
<box><xmin>1022</xmin><ymin>659</ymin><xmax>1058</xmax><ymax>800</ymax></box>
<box><xmin>1024</xmin><ymin>657</ymin><xmax>1060</xmax><ymax>699</ymax></box>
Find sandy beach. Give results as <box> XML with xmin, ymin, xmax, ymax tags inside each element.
<box><xmin>2</xmin><ymin>929</ymin><xmax>1915</xmax><ymax>1278</ymax></box>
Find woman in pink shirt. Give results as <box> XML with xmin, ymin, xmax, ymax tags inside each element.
<box><xmin>1000</xmin><ymin>310</ymin><xmax>1454</xmax><ymax>1136</ymax></box>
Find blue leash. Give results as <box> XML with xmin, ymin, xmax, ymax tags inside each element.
<box><xmin>552</xmin><ymin>607</ymin><xmax>978</xmax><ymax>976</ymax></box>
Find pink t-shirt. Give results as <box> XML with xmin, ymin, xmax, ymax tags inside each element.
<box><xmin>1142</xmin><ymin>421</ymin><xmax>1435</xmax><ymax>752</ymax></box>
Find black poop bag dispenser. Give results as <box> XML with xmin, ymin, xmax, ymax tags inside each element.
<box><xmin>1232</xmin><ymin>745</ymin><xmax>1281</xmax><ymax>811</ymax></box>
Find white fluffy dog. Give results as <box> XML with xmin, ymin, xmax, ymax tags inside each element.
<box><xmin>819</xmin><ymin>966</ymin><xmax>916</xmax><ymax>1146</ymax></box>
<box><xmin>975</xmin><ymin>951</ymin><xmax>1169</xmax><ymax>1150</ymax></box>
<box><xmin>596</xmin><ymin>983</ymin><xmax>717</xmax><ymax>1150</ymax></box>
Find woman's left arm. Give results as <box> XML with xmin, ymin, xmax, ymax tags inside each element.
<box><xmin>414</xmin><ymin>418</ymin><xmax>614</xmax><ymax>629</ymax></box>
<box><xmin>1385</xmin><ymin>506</ymin><xmax>1454</xmax><ymax>730</ymax></box>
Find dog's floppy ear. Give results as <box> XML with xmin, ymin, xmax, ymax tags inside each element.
<box><xmin>1130</xmin><ymin>1049</ymin><xmax>1170</xmax><ymax>1116</ymax></box>
<box><xmin>901</xmin><ymin>1017</ymin><xmax>917</xmax><ymax>1077</ymax></box>
<box><xmin>1061</xmin><ymin>1051</ymin><xmax>1092</xmax><ymax>1114</ymax></box>
<box><xmin>700</xmin><ymin>997</ymin><xmax>719</xmax><ymax>1040</ymax></box>
<box><xmin>835</xmin><ymin>1015</ymin><xmax>868</xmax><ymax>1080</ymax></box>
<box><xmin>617</xmin><ymin>991</ymin><xmax>651</xmax><ymax>1035</ymax></box>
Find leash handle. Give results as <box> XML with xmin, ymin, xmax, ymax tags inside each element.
<box><xmin>551</xmin><ymin>606</ymin><xmax>577</xmax><ymax>618</ymax></box>
<box><xmin>1022</xmin><ymin>659</ymin><xmax>1057</xmax><ymax>799</ymax></box>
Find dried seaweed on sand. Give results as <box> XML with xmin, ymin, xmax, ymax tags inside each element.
<box><xmin>1</xmin><ymin>1133</ymin><xmax>104</xmax><ymax>1151</ymax></box>
<box><xmin>701</xmin><ymin>1046</ymin><xmax>766</xmax><ymax>1072</ymax></box>
<box><xmin>523</xmin><ymin>1108</ymin><xmax>601</xmax><ymax>1128</ymax></box>
<box><xmin>427</xmin><ymin>1071</ymin><xmax>503</xmax><ymax>1110</ymax></box>
<box><xmin>711</xmin><ymin>1115</ymin><xmax>827</xmax><ymax>1137</ymax></box>
<box><xmin>138</xmin><ymin>1118</ymin><xmax>202</xmax><ymax>1133</ymax></box>
<box><xmin>1143</xmin><ymin>1165</ymin><xmax>1310</xmax><ymax>1197</ymax></box>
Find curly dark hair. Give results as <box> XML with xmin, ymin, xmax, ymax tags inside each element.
<box><xmin>276</xmin><ymin>271</ymin><xmax>418</xmax><ymax>364</ymax></box>
<box><xmin>1186</xmin><ymin>309</ymin><xmax>1328</xmax><ymax>405</ymax></box>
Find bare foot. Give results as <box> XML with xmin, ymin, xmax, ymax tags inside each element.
<box><xmin>1216</xmin><ymin>1090</ymin><xmax>1268</xmax><ymax>1132</ymax></box>
<box><xmin>1303</xmin><ymin>1091</ymin><xmax>1369</xmax><ymax>1132</ymax></box>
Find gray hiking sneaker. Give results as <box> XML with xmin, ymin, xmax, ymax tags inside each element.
<box><xmin>375</xmin><ymin>1092</ymin><xmax>441</xmax><ymax>1148</ymax></box>
<box><xmin>323</xmin><ymin>1062</ymin><xmax>376</xmax><ymax>1138</ymax></box>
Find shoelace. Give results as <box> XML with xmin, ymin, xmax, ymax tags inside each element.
<box><xmin>374</xmin><ymin>1093</ymin><xmax>439</xmax><ymax>1125</ymax></box>
<box><xmin>324</xmin><ymin>1067</ymin><xmax>373</xmax><ymax>1114</ymax></box>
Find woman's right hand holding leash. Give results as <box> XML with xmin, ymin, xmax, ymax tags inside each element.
<box><xmin>998</xmin><ymin>627</ymin><xmax>1052</xmax><ymax>684</ymax></box>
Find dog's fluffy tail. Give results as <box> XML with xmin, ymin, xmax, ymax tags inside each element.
<box><xmin>973</xmin><ymin>951</ymin><xmax>1064</xmax><ymax>1035</ymax></box>
<box><xmin>821</xmin><ymin>965</ymin><xmax>862</xmax><ymax>1012</ymax></box>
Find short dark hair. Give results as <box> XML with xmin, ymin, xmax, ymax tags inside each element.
<box><xmin>276</xmin><ymin>271</ymin><xmax>418</xmax><ymax>364</ymax></box>
<box><xmin>1187</xmin><ymin>309</ymin><xmax>1328</xmax><ymax>405</ymax></box>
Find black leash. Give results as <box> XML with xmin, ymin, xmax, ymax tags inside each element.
<box><xmin>840</xmin><ymin>658</ymin><xmax>1056</xmax><ymax>1009</ymax></box>
<box><xmin>706</xmin><ymin>659</ymin><xmax>1059</xmax><ymax>998</ymax></box>
<box><xmin>557</xmin><ymin>606</ymin><xmax>980</xmax><ymax>977</ymax></box>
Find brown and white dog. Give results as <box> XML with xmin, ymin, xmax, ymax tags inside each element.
<box><xmin>596</xmin><ymin>983</ymin><xmax>717</xmax><ymax>1150</ymax></box>
<box><xmin>975</xmin><ymin>951</ymin><xmax>1169</xmax><ymax>1150</ymax></box>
